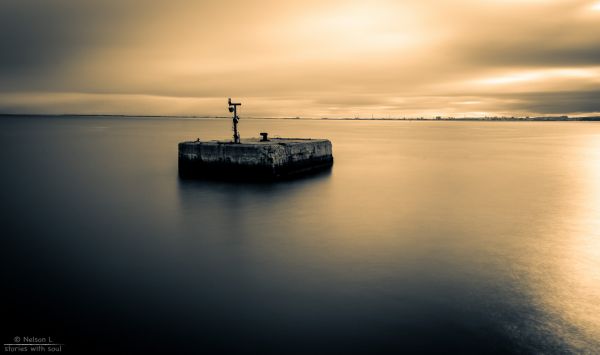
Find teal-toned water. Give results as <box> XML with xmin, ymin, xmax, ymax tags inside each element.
<box><xmin>2</xmin><ymin>116</ymin><xmax>599</xmax><ymax>353</ymax></box>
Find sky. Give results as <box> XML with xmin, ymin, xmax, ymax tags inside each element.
<box><xmin>0</xmin><ymin>0</ymin><xmax>599</xmax><ymax>118</ymax></box>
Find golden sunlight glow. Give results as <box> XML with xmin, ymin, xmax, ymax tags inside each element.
<box><xmin>477</xmin><ymin>68</ymin><xmax>600</xmax><ymax>85</ymax></box>
<box><xmin>544</xmin><ymin>135</ymin><xmax>600</xmax><ymax>345</ymax></box>
<box><xmin>283</xmin><ymin>3</ymin><xmax>424</xmax><ymax>57</ymax></box>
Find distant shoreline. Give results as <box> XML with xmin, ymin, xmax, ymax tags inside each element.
<box><xmin>1</xmin><ymin>113</ymin><xmax>599</xmax><ymax>121</ymax></box>
<box><xmin>320</xmin><ymin>117</ymin><xmax>600</xmax><ymax>121</ymax></box>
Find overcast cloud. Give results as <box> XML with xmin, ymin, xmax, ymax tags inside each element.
<box><xmin>1</xmin><ymin>0</ymin><xmax>599</xmax><ymax>117</ymax></box>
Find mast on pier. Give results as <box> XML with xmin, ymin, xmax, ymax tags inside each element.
<box><xmin>228</xmin><ymin>98</ymin><xmax>242</xmax><ymax>143</ymax></box>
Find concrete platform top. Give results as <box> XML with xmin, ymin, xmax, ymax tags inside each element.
<box><xmin>181</xmin><ymin>138</ymin><xmax>329</xmax><ymax>146</ymax></box>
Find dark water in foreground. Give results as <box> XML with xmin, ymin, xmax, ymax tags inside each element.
<box><xmin>2</xmin><ymin>116</ymin><xmax>600</xmax><ymax>354</ymax></box>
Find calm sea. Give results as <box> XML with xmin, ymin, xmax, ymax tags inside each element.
<box><xmin>2</xmin><ymin>116</ymin><xmax>599</xmax><ymax>354</ymax></box>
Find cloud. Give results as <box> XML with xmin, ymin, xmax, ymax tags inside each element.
<box><xmin>0</xmin><ymin>0</ymin><xmax>599</xmax><ymax>116</ymax></box>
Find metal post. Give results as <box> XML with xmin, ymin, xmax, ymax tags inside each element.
<box><xmin>228</xmin><ymin>98</ymin><xmax>242</xmax><ymax>143</ymax></box>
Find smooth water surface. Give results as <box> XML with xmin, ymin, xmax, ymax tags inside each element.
<box><xmin>2</xmin><ymin>116</ymin><xmax>600</xmax><ymax>353</ymax></box>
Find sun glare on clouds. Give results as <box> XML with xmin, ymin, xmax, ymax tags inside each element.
<box><xmin>477</xmin><ymin>68</ymin><xmax>600</xmax><ymax>85</ymax></box>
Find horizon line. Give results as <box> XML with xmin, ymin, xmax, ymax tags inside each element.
<box><xmin>2</xmin><ymin>113</ymin><xmax>600</xmax><ymax>120</ymax></box>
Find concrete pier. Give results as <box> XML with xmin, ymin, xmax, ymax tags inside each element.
<box><xmin>178</xmin><ymin>137</ymin><xmax>333</xmax><ymax>180</ymax></box>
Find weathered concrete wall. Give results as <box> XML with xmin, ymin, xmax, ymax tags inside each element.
<box><xmin>179</xmin><ymin>138</ymin><xmax>333</xmax><ymax>180</ymax></box>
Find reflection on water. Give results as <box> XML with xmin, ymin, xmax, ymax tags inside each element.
<box><xmin>532</xmin><ymin>135</ymin><xmax>600</xmax><ymax>351</ymax></box>
<box><xmin>1</xmin><ymin>116</ymin><xmax>600</xmax><ymax>353</ymax></box>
